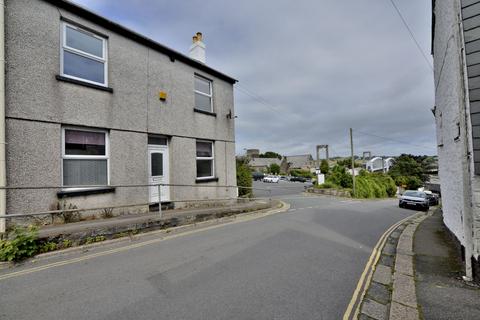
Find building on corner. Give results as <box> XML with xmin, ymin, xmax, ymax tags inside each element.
<box><xmin>1</xmin><ymin>0</ymin><xmax>238</xmax><ymax>229</ymax></box>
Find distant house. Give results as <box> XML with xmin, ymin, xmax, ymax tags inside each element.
<box><xmin>249</xmin><ymin>158</ymin><xmax>282</xmax><ymax>172</ymax></box>
<box><xmin>284</xmin><ymin>154</ymin><xmax>315</xmax><ymax>172</ymax></box>
<box><xmin>365</xmin><ymin>157</ymin><xmax>395</xmax><ymax>172</ymax></box>
<box><xmin>432</xmin><ymin>0</ymin><xmax>480</xmax><ymax>280</ymax></box>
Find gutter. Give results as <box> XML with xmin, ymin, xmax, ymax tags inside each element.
<box><xmin>0</xmin><ymin>0</ymin><xmax>5</xmax><ymax>234</ymax></box>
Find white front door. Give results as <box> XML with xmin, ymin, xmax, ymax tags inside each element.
<box><xmin>148</xmin><ymin>145</ymin><xmax>170</xmax><ymax>203</ymax></box>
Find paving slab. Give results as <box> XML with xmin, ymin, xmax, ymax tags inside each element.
<box><xmin>396</xmin><ymin>234</ymin><xmax>414</xmax><ymax>256</ymax></box>
<box><xmin>389</xmin><ymin>301</ymin><xmax>419</xmax><ymax>320</ymax></box>
<box><xmin>366</xmin><ymin>281</ymin><xmax>391</xmax><ymax>305</ymax></box>
<box><xmin>361</xmin><ymin>298</ymin><xmax>388</xmax><ymax>320</ymax></box>
<box><xmin>395</xmin><ymin>253</ymin><xmax>413</xmax><ymax>276</ymax></box>
<box><xmin>373</xmin><ymin>264</ymin><xmax>392</xmax><ymax>285</ymax></box>
<box><xmin>392</xmin><ymin>272</ymin><xmax>417</xmax><ymax>308</ymax></box>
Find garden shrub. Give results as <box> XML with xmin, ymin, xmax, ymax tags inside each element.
<box><xmin>354</xmin><ymin>172</ymin><xmax>396</xmax><ymax>199</ymax></box>
<box><xmin>316</xmin><ymin>181</ymin><xmax>336</xmax><ymax>189</ymax></box>
<box><xmin>326</xmin><ymin>165</ymin><xmax>352</xmax><ymax>188</ymax></box>
<box><xmin>236</xmin><ymin>159</ymin><xmax>253</xmax><ymax>197</ymax></box>
<box><xmin>0</xmin><ymin>226</ymin><xmax>39</xmax><ymax>261</ymax></box>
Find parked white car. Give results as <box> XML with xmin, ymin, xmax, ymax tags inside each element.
<box><xmin>263</xmin><ymin>175</ymin><xmax>280</xmax><ymax>183</ymax></box>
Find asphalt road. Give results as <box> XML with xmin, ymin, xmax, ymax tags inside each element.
<box><xmin>252</xmin><ymin>180</ymin><xmax>311</xmax><ymax>198</ymax></box>
<box><xmin>0</xmin><ymin>184</ymin><xmax>414</xmax><ymax>320</ymax></box>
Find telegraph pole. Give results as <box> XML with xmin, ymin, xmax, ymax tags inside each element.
<box><xmin>350</xmin><ymin>128</ymin><xmax>356</xmax><ymax>197</ymax></box>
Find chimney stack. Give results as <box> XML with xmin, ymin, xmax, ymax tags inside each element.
<box><xmin>189</xmin><ymin>32</ymin><xmax>206</xmax><ymax>63</ymax></box>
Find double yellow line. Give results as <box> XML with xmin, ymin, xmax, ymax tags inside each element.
<box><xmin>342</xmin><ymin>212</ymin><xmax>418</xmax><ymax>320</ymax></box>
<box><xmin>0</xmin><ymin>202</ymin><xmax>289</xmax><ymax>282</ymax></box>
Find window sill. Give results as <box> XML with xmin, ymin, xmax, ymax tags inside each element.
<box><xmin>57</xmin><ymin>187</ymin><xmax>115</xmax><ymax>198</ymax></box>
<box><xmin>195</xmin><ymin>177</ymin><xmax>219</xmax><ymax>183</ymax></box>
<box><xmin>194</xmin><ymin>108</ymin><xmax>217</xmax><ymax>117</ymax></box>
<box><xmin>56</xmin><ymin>75</ymin><xmax>113</xmax><ymax>93</ymax></box>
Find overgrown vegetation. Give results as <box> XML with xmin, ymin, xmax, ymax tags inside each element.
<box><xmin>290</xmin><ymin>169</ymin><xmax>314</xmax><ymax>178</ymax></box>
<box><xmin>354</xmin><ymin>171</ymin><xmax>397</xmax><ymax>198</ymax></box>
<box><xmin>236</xmin><ymin>158</ymin><xmax>253</xmax><ymax>197</ymax></box>
<box><xmin>0</xmin><ymin>226</ymin><xmax>39</xmax><ymax>261</ymax></box>
<box><xmin>315</xmin><ymin>165</ymin><xmax>396</xmax><ymax>199</ymax></box>
<box><xmin>55</xmin><ymin>199</ymin><xmax>81</xmax><ymax>223</ymax></box>
<box><xmin>101</xmin><ymin>207</ymin><xmax>114</xmax><ymax>219</ymax></box>
<box><xmin>85</xmin><ymin>236</ymin><xmax>106</xmax><ymax>245</ymax></box>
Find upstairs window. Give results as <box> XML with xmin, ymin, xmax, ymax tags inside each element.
<box><xmin>61</xmin><ymin>23</ymin><xmax>108</xmax><ymax>86</ymax></box>
<box><xmin>196</xmin><ymin>141</ymin><xmax>214</xmax><ymax>179</ymax></box>
<box><xmin>194</xmin><ymin>75</ymin><xmax>213</xmax><ymax>112</ymax></box>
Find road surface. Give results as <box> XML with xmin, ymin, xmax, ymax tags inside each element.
<box><xmin>0</xmin><ymin>183</ymin><xmax>413</xmax><ymax>320</ymax></box>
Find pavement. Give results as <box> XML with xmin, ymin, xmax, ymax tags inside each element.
<box><xmin>415</xmin><ymin>209</ymin><xmax>480</xmax><ymax>320</ymax></box>
<box><xmin>36</xmin><ymin>198</ymin><xmax>273</xmax><ymax>241</ymax></box>
<box><xmin>358</xmin><ymin>207</ymin><xmax>480</xmax><ymax>320</ymax></box>
<box><xmin>0</xmin><ymin>183</ymin><xmax>413</xmax><ymax>320</ymax></box>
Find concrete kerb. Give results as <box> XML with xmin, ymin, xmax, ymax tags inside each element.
<box><xmin>0</xmin><ymin>200</ymin><xmax>290</xmax><ymax>269</ymax></box>
<box><xmin>357</xmin><ymin>210</ymin><xmax>432</xmax><ymax>320</ymax></box>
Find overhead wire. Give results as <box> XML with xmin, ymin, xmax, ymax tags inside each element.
<box><xmin>354</xmin><ymin>130</ymin><xmax>436</xmax><ymax>151</ymax></box>
<box><xmin>387</xmin><ymin>0</ymin><xmax>434</xmax><ymax>72</ymax></box>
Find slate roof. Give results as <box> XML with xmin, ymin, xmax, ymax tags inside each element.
<box><xmin>249</xmin><ymin>158</ymin><xmax>282</xmax><ymax>167</ymax></box>
<box><xmin>285</xmin><ymin>154</ymin><xmax>314</xmax><ymax>169</ymax></box>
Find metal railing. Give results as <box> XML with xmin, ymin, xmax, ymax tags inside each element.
<box><xmin>0</xmin><ymin>183</ymin><xmax>274</xmax><ymax>224</ymax></box>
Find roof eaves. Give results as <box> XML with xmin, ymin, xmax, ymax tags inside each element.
<box><xmin>43</xmin><ymin>0</ymin><xmax>237</xmax><ymax>84</ymax></box>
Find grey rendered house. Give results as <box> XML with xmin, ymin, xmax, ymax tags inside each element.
<box><xmin>2</xmin><ymin>0</ymin><xmax>237</xmax><ymax>226</ymax></box>
<box><xmin>432</xmin><ymin>0</ymin><xmax>480</xmax><ymax>280</ymax></box>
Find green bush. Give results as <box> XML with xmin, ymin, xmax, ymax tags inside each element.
<box><xmin>0</xmin><ymin>226</ymin><xmax>39</xmax><ymax>262</ymax></box>
<box><xmin>236</xmin><ymin>159</ymin><xmax>253</xmax><ymax>197</ymax></box>
<box><xmin>326</xmin><ymin>165</ymin><xmax>352</xmax><ymax>188</ymax></box>
<box><xmin>316</xmin><ymin>181</ymin><xmax>336</xmax><ymax>189</ymax></box>
<box><xmin>354</xmin><ymin>172</ymin><xmax>397</xmax><ymax>199</ymax></box>
<box><xmin>290</xmin><ymin>169</ymin><xmax>314</xmax><ymax>178</ymax></box>
<box><xmin>38</xmin><ymin>241</ymin><xmax>57</xmax><ymax>254</ymax></box>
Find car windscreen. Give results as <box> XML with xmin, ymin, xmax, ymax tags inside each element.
<box><xmin>403</xmin><ymin>191</ymin><xmax>426</xmax><ymax>198</ymax></box>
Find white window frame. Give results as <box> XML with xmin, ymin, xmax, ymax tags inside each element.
<box><xmin>194</xmin><ymin>75</ymin><xmax>213</xmax><ymax>112</ymax></box>
<box><xmin>196</xmin><ymin>140</ymin><xmax>215</xmax><ymax>179</ymax></box>
<box><xmin>60</xmin><ymin>22</ymin><xmax>108</xmax><ymax>87</ymax></box>
<box><xmin>61</xmin><ymin>126</ymin><xmax>110</xmax><ymax>189</ymax></box>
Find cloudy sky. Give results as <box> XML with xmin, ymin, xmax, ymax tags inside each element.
<box><xmin>72</xmin><ymin>0</ymin><xmax>435</xmax><ymax>158</ymax></box>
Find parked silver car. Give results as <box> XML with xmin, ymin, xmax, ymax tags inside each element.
<box><xmin>399</xmin><ymin>190</ymin><xmax>429</xmax><ymax>211</ymax></box>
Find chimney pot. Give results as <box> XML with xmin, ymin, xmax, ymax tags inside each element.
<box><xmin>189</xmin><ymin>32</ymin><xmax>206</xmax><ymax>63</ymax></box>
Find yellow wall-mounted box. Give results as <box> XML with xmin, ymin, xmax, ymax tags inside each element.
<box><xmin>159</xmin><ymin>91</ymin><xmax>167</xmax><ymax>101</ymax></box>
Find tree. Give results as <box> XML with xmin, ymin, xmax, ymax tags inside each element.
<box><xmin>336</xmin><ymin>158</ymin><xmax>361</xmax><ymax>168</ymax></box>
<box><xmin>389</xmin><ymin>154</ymin><xmax>427</xmax><ymax>183</ymax></box>
<box><xmin>320</xmin><ymin>159</ymin><xmax>329</xmax><ymax>174</ymax></box>
<box><xmin>259</xmin><ymin>151</ymin><xmax>282</xmax><ymax>160</ymax></box>
<box><xmin>269</xmin><ymin>163</ymin><xmax>280</xmax><ymax>174</ymax></box>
